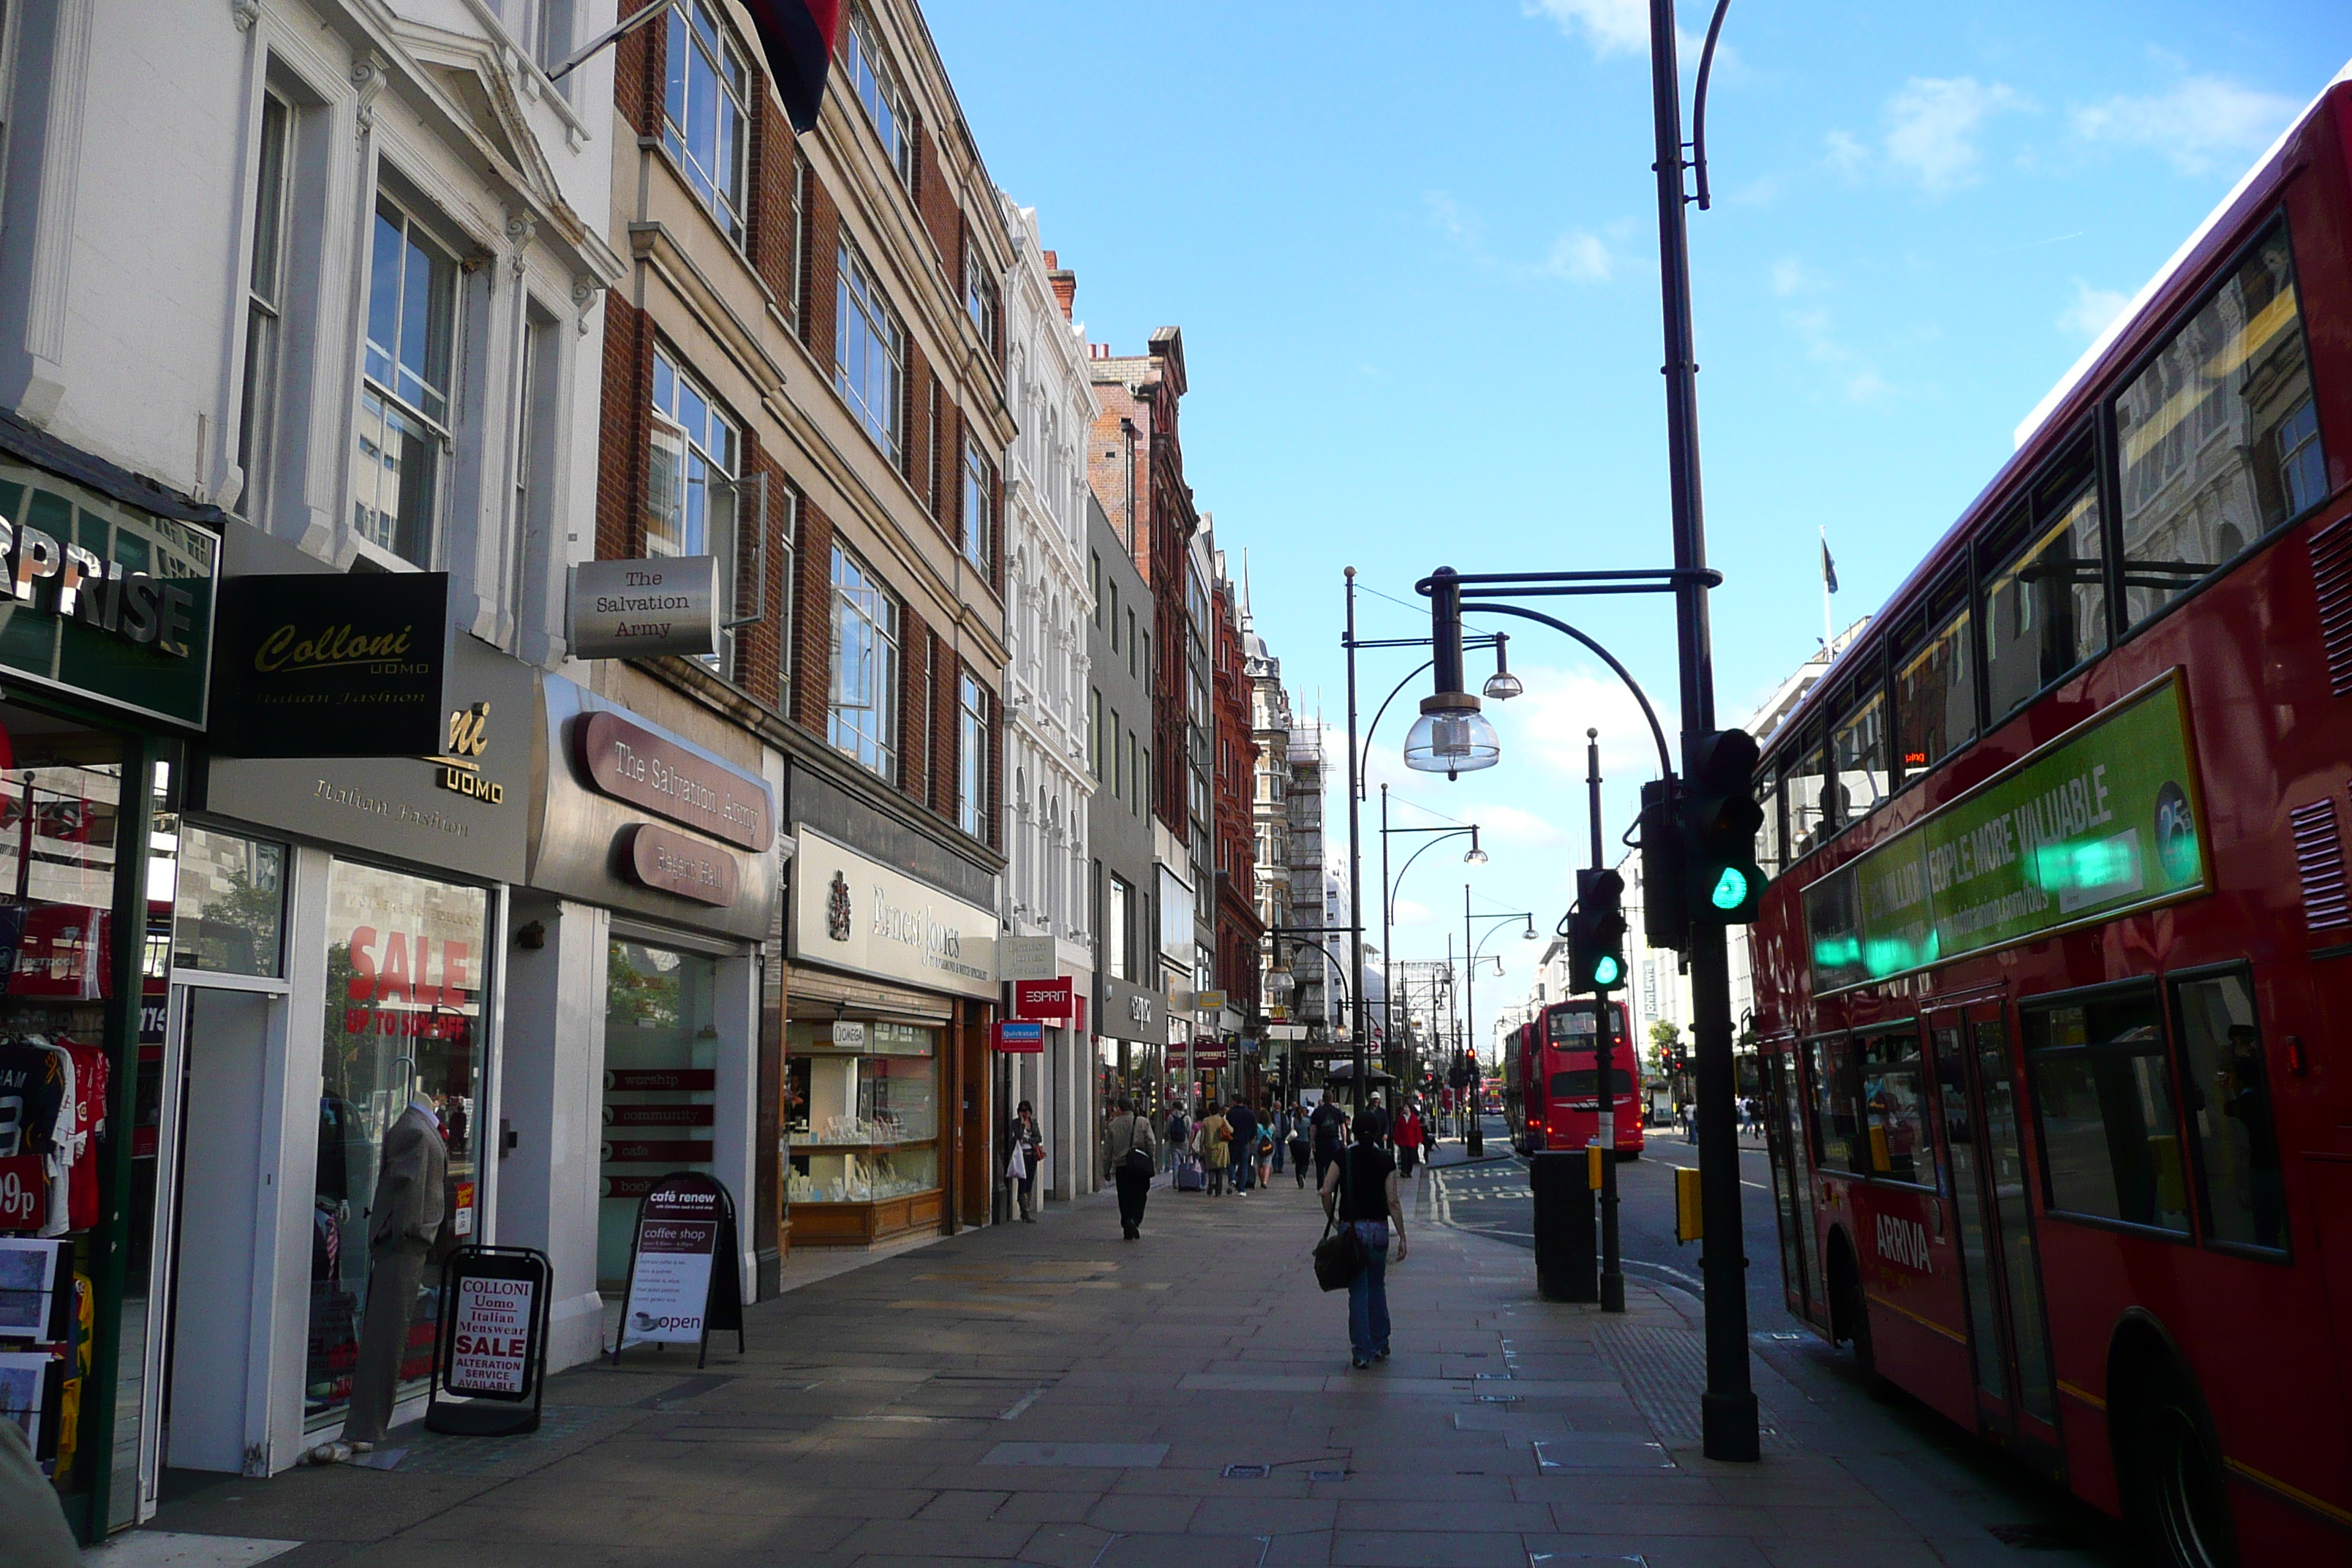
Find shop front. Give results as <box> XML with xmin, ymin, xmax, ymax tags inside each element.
<box><xmin>518</xmin><ymin>671</ymin><xmax>777</xmax><ymax>1351</ymax></box>
<box><xmin>0</xmin><ymin>432</ymin><xmax>222</xmax><ymax>1542</ymax></box>
<box><xmin>184</xmin><ymin>560</ymin><xmax>532</xmax><ymax>1491</ymax></box>
<box><xmin>784</xmin><ymin>826</ymin><xmax>994</xmax><ymax>1245</ymax></box>
<box><xmin>1093</xmin><ymin>975</ymin><xmax>1163</xmax><ymax>1129</ymax></box>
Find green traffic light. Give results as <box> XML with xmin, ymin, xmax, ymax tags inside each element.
<box><xmin>1593</xmin><ymin>954</ymin><xmax>1622</xmax><ymax>987</ymax></box>
<box><xmin>1710</xmin><ymin>866</ymin><xmax>1749</xmax><ymax>911</ymax></box>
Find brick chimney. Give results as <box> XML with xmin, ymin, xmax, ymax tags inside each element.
<box><xmin>1047</xmin><ymin>261</ymin><xmax>1077</xmax><ymax>321</ymax></box>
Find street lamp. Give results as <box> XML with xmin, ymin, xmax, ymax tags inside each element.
<box><xmin>1401</xmin><ymin>566</ymin><xmax>1500</xmax><ymax>779</ymax></box>
<box><xmin>1483</xmin><ymin>633</ymin><xmax>1524</xmax><ymax>703</ymax></box>
<box><xmin>1460</xmin><ymin>893</ymin><xmax>1539</xmax><ymax>1158</ymax></box>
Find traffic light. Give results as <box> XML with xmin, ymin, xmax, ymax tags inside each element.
<box><xmin>1638</xmin><ymin>777</ymin><xmax>1688</xmax><ymax>951</ymax></box>
<box><xmin>1568</xmin><ymin>867</ymin><xmax>1628</xmax><ymax>992</ymax></box>
<box><xmin>1679</xmin><ymin>728</ymin><xmax>1766</xmax><ymax>924</ymax></box>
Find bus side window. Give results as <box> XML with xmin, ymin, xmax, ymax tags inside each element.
<box><xmin>1831</xmin><ymin>649</ymin><xmax>1891</xmax><ymax>821</ymax></box>
<box><xmin>1982</xmin><ymin>437</ymin><xmax>2107</xmax><ymax>723</ymax></box>
<box><xmin>1892</xmin><ymin>574</ymin><xmax>1975</xmax><ymax>783</ymax></box>
<box><xmin>2114</xmin><ymin>220</ymin><xmax>2325</xmax><ymax>631</ymax></box>
<box><xmin>1858</xmin><ymin>1030</ymin><xmax>1930</xmax><ymax>1184</ymax></box>
<box><xmin>1809</xmin><ymin>1036</ymin><xmax>1865</xmax><ymax>1174</ymax></box>
<box><xmin>2170</xmin><ymin>969</ymin><xmax>2287</xmax><ymax>1255</ymax></box>
<box><xmin>2021</xmin><ymin>985</ymin><xmax>2190</xmax><ymax>1235</ymax></box>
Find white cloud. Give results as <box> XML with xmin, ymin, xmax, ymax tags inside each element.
<box><xmin>1523</xmin><ymin>0</ymin><xmax>1648</xmax><ymax>56</ymax></box>
<box><xmin>1390</xmin><ymin>897</ymin><xmax>1436</xmax><ymax>929</ymax></box>
<box><xmin>2057</xmin><ymin>279</ymin><xmax>2130</xmax><ymax>343</ymax></box>
<box><xmin>1496</xmin><ymin>663</ymin><xmax>1678</xmax><ymax>795</ymax></box>
<box><xmin>1883</xmin><ymin>77</ymin><xmax>2025</xmax><ymax>194</ymax></box>
<box><xmin>1825</xmin><ymin>78</ymin><xmax>2028</xmax><ymax>195</ymax></box>
<box><xmin>1538</xmin><ymin>230</ymin><xmax>1614</xmax><ymax>284</ymax></box>
<box><xmin>1428</xmin><ymin>192</ymin><xmax>1628</xmax><ymax>287</ymax></box>
<box><xmin>1770</xmin><ymin>256</ymin><xmax>1824</xmax><ymax>298</ymax></box>
<box><xmin>2071</xmin><ymin>76</ymin><xmax>2299</xmax><ymax>175</ymax></box>
<box><xmin>1469</xmin><ymin>802</ymin><xmax>1571</xmax><ymax>849</ymax></box>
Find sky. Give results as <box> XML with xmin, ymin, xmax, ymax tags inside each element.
<box><xmin>924</xmin><ymin>0</ymin><xmax>2352</xmax><ymax>1035</ymax></box>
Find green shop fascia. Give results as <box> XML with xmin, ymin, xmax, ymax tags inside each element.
<box><xmin>0</xmin><ymin>413</ymin><xmax>220</xmax><ymax>1542</ymax></box>
<box><xmin>1802</xmin><ymin>673</ymin><xmax>2210</xmax><ymax>995</ymax></box>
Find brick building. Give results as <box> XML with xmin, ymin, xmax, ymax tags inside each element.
<box><xmin>1210</xmin><ymin>546</ymin><xmax>1265</xmax><ymax>1085</ymax></box>
<box><xmin>599</xmin><ymin>0</ymin><xmax>1015</xmax><ymax>1266</ymax></box>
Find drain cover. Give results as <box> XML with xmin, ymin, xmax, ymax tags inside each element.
<box><xmin>1221</xmin><ymin>1463</ymin><xmax>1270</xmax><ymax>1480</ymax></box>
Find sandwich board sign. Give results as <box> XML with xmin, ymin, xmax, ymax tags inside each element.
<box><xmin>426</xmin><ymin>1245</ymin><xmax>552</xmax><ymax>1436</ymax></box>
<box><xmin>611</xmin><ymin>1172</ymin><xmax>745</xmax><ymax>1368</ymax></box>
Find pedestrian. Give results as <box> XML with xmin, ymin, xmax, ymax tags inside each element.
<box><xmin>1254</xmin><ymin>1107</ymin><xmax>1275</xmax><ymax>1189</ymax></box>
<box><xmin>1288</xmin><ymin>1103</ymin><xmax>1312</xmax><ymax>1187</ymax></box>
<box><xmin>1270</xmin><ymin>1103</ymin><xmax>1289</xmax><ymax>1175</ymax></box>
<box><xmin>1166</xmin><ymin>1100</ymin><xmax>1191</xmax><ymax>1172</ymax></box>
<box><xmin>1394</xmin><ymin>1101</ymin><xmax>1425</xmax><ymax>1182</ymax></box>
<box><xmin>1101</xmin><ymin>1093</ymin><xmax>1158</xmax><ymax>1241</ymax></box>
<box><xmin>1319</xmin><ymin>1110</ymin><xmax>1406</xmax><ymax>1369</ymax></box>
<box><xmin>1006</xmin><ymin>1100</ymin><xmax>1045</xmax><ymax>1221</ymax></box>
<box><xmin>1195</xmin><ymin>1100</ymin><xmax>1232</xmax><ymax>1196</ymax></box>
<box><xmin>1226</xmin><ymin>1098</ymin><xmax>1259</xmax><ymax>1194</ymax></box>
<box><xmin>1310</xmin><ymin>1095</ymin><xmax>1347</xmax><ymax>1188</ymax></box>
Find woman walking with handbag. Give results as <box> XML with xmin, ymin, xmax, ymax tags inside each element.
<box><xmin>1194</xmin><ymin>1101</ymin><xmax>1232</xmax><ymax>1196</ymax></box>
<box><xmin>1101</xmin><ymin>1093</ymin><xmax>1158</xmax><ymax>1240</ymax></box>
<box><xmin>1319</xmin><ymin>1114</ymin><xmax>1406</xmax><ymax>1368</ymax></box>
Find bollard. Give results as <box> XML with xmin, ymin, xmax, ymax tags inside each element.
<box><xmin>1529</xmin><ymin>1150</ymin><xmax>1597</xmax><ymax>1303</ymax></box>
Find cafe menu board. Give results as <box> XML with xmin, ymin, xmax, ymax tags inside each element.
<box><xmin>613</xmin><ymin>1173</ymin><xmax>742</xmax><ymax>1368</ymax></box>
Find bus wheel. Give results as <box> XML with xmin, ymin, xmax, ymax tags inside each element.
<box><xmin>1828</xmin><ymin>1237</ymin><xmax>1890</xmax><ymax>1401</ymax></box>
<box><xmin>2121</xmin><ymin>1358</ymin><xmax>2236</xmax><ymax>1568</ymax></box>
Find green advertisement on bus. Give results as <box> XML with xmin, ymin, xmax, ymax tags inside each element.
<box><xmin>1803</xmin><ymin>674</ymin><xmax>2207</xmax><ymax>993</ymax></box>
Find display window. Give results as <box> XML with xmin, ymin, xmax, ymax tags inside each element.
<box><xmin>785</xmin><ymin>1020</ymin><xmax>940</xmax><ymax>1204</ymax></box>
<box><xmin>306</xmin><ymin>861</ymin><xmax>487</xmax><ymax>1426</ymax></box>
<box><xmin>0</xmin><ymin>704</ymin><xmax>145</xmax><ymax>1520</ymax></box>
<box><xmin>600</xmin><ymin>941</ymin><xmax>719</xmax><ymax>1287</ymax></box>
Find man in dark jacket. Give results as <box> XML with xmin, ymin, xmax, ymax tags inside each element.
<box><xmin>1225</xmin><ymin>1099</ymin><xmax>1259</xmax><ymax>1194</ymax></box>
<box><xmin>1310</xmin><ymin>1097</ymin><xmax>1347</xmax><ymax>1188</ymax></box>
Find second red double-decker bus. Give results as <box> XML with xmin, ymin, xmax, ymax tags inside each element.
<box><xmin>1505</xmin><ymin>998</ymin><xmax>1643</xmax><ymax>1157</ymax></box>
<box><xmin>1746</xmin><ymin>71</ymin><xmax>2352</xmax><ymax>1568</ymax></box>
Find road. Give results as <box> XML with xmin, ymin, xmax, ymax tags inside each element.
<box><xmin>1424</xmin><ymin>1118</ymin><xmax>1803</xmax><ymax>1332</ymax></box>
<box><xmin>1418</xmin><ymin>1116</ymin><xmax>2139</xmax><ymax>1564</ymax></box>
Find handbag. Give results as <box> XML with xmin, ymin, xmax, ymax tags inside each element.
<box><xmin>1120</xmin><ymin>1115</ymin><xmax>1152</xmax><ymax>1177</ymax></box>
<box><xmin>1311</xmin><ymin>1149</ymin><xmax>1369</xmax><ymax>1292</ymax></box>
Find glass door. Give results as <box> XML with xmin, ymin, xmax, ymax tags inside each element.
<box><xmin>1760</xmin><ymin>1044</ymin><xmax>1816</xmax><ymax>1324</ymax></box>
<box><xmin>1931</xmin><ymin>1004</ymin><xmax>2060</xmax><ymax>1468</ymax></box>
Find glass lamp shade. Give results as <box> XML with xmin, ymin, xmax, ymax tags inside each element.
<box><xmin>1402</xmin><ymin>699</ymin><xmax>1500</xmax><ymax>776</ymax></box>
<box><xmin>1463</xmin><ymin>845</ymin><xmax>1489</xmax><ymax>865</ymax></box>
<box><xmin>1482</xmin><ymin>669</ymin><xmax>1524</xmax><ymax>701</ymax></box>
<box><xmin>1264</xmin><ymin>967</ymin><xmax>1296</xmax><ymax>997</ymax></box>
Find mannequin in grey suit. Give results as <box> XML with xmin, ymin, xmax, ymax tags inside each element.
<box><xmin>339</xmin><ymin>1094</ymin><xmax>448</xmax><ymax>1450</ymax></box>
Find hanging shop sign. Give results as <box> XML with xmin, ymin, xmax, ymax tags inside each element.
<box><xmin>0</xmin><ymin>457</ymin><xmax>219</xmax><ymax>728</ymax></box>
<box><xmin>1012</xmin><ymin>977</ymin><xmax>1074</xmax><ymax>1019</ymax></box>
<box><xmin>208</xmin><ymin>571</ymin><xmax>447</xmax><ymax>756</ymax></box>
<box><xmin>992</xmin><ymin>1019</ymin><xmax>1044</xmax><ymax>1054</ymax></box>
<box><xmin>998</xmin><ymin>935</ymin><xmax>1057</xmax><ymax>982</ymax></box>
<box><xmin>532</xmin><ymin>676</ymin><xmax>777</xmax><ymax>939</ymax></box>
<box><xmin>1803</xmin><ymin>673</ymin><xmax>2210</xmax><ymax>995</ymax></box>
<box><xmin>611</xmin><ymin>1173</ymin><xmax>744</xmax><ymax>1370</ymax></box>
<box><xmin>576</xmin><ymin>709</ymin><xmax>770</xmax><ymax>851</ymax></box>
<box><xmin>424</xmin><ymin>1245</ymin><xmax>552</xmax><ymax>1437</ymax></box>
<box><xmin>788</xmin><ymin>826</ymin><xmax>995</xmax><ymax>999</ymax></box>
<box><xmin>199</xmin><ymin>629</ymin><xmax>533</xmax><ymax>883</ymax></box>
<box><xmin>1194</xmin><ymin>990</ymin><xmax>1227</xmax><ymax>1014</ymax></box>
<box><xmin>1192</xmin><ymin>1042</ymin><xmax>1230</xmax><ymax>1068</ymax></box>
<box><xmin>569</xmin><ymin>557</ymin><xmax>720</xmax><ymax>661</ymax></box>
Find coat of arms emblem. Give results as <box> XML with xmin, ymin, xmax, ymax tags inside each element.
<box><xmin>826</xmin><ymin>871</ymin><xmax>852</xmax><ymax>941</ymax></box>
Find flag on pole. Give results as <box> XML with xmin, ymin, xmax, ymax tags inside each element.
<box><xmin>1820</xmin><ymin>535</ymin><xmax>1839</xmax><ymax>594</ymax></box>
<box><xmin>742</xmin><ymin>0</ymin><xmax>842</xmax><ymax>134</ymax></box>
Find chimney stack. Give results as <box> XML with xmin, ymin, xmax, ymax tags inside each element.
<box><xmin>1047</xmin><ymin>262</ymin><xmax>1077</xmax><ymax>321</ymax></box>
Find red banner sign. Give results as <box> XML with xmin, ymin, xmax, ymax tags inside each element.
<box><xmin>1012</xmin><ymin>977</ymin><xmax>1074</xmax><ymax>1019</ymax></box>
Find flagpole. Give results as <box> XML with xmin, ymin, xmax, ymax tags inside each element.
<box><xmin>1820</xmin><ymin>527</ymin><xmax>1833</xmax><ymax>654</ymax></box>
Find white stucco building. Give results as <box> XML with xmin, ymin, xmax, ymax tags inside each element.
<box><xmin>999</xmin><ymin>197</ymin><xmax>1098</xmax><ymax>1200</ymax></box>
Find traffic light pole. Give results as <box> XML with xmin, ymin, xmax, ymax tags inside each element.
<box><xmin>1586</xmin><ymin>731</ymin><xmax>1626</xmax><ymax>1313</ymax></box>
<box><xmin>1650</xmin><ymin>0</ymin><xmax>1759</xmax><ymax>1460</ymax></box>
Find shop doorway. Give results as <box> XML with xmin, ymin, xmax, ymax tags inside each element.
<box><xmin>155</xmin><ymin>987</ymin><xmax>278</xmax><ymax>1478</ymax></box>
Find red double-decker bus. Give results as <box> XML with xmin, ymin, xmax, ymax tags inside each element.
<box><xmin>1504</xmin><ymin>998</ymin><xmax>1643</xmax><ymax>1158</ymax></box>
<box><xmin>1747</xmin><ymin>73</ymin><xmax>2352</xmax><ymax>1568</ymax></box>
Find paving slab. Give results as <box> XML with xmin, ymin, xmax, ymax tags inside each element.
<box><xmin>116</xmin><ymin>1175</ymin><xmax>2135</xmax><ymax>1567</ymax></box>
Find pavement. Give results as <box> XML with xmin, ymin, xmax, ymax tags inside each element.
<box><xmin>117</xmin><ymin>1139</ymin><xmax>2135</xmax><ymax>1568</ymax></box>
